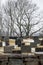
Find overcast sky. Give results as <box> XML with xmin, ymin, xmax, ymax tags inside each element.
<box><xmin>1</xmin><ymin>0</ymin><xmax>43</xmax><ymax>11</ymax></box>
<box><xmin>33</xmin><ymin>0</ymin><xmax>43</xmax><ymax>11</ymax></box>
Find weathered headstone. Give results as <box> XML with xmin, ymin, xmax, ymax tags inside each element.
<box><xmin>35</xmin><ymin>47</ymin><xmax>43</xmax><ymax>52</ymax></box>
<box><xmin>21</xmin><ymin>45</ymin><xmax>31</xmax><ymax>53</ymax></box>
<box><xmin>0</xmin><ymin>42</ymin><xmax>2</xmax><ymax>47</ymax></box>
<box><xmin>4</xmin><ymin>46</ymin><xmax>14</xmax><ymax>53</ymax></box>
<box><xmin>15</xmin><ymin>38</ymin><xmax>21</xmax><ymax>47</ymax></box>
<box><xmin>23</xmin><ymin>57</ymin><xmax>38</xmax><ymax>65</ymax></box>
<box><xmin>8</xmin><ymin>58</ymin><xmax>24</xmax><ymax>65</ymax></box>
<box><xmin>0</xmin><ymin>56</ymin><xmax>8</xmax><ymax>65</ymax></box>
<box><xmin>33</xmin><ymin>37</ymin><xmax>40</xmax><ymax>44</ymax></box>
<box><xmin>30</xmin><ymin>43</ymin><xmax>37</xmax><ymax>47</ymax></box>
<box><xmin>41</xmin><ymin>40</ymin><xmax>43</xmax><ymax>45</ymax></box>
<box><xmin>39</xmin><ymin>55</ymin><xmax>43</xmax><ymax>65</ymax></box>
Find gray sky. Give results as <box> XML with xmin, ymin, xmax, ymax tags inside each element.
<box><xmin>33</xmin><ymin>0</ymin><xmax>43</xmax><ymax>11</ymax></box>
<box><xmin>1</xmin><ymin>0</ymin><xmax>43</xmax><ymax>11</ymax></box>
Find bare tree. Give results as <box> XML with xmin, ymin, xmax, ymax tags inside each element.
<box><xmin>0</xmin><ymin>5</ymin><xmax>3</xmax><ymax>37</ymax></box>
<box><xmin>39</xmin><ymin>24</ymin><xmax>43</xmax><ymax>36</ymax></box>
<box><xmin>14</xmin><ymin>0</ymin><xmax>42</xmax><ymax>37</ymax></box>
<box><xmin>2</xmin><ymin>0</ymin><xmax>42</xmax><ymax>37</ymax></box>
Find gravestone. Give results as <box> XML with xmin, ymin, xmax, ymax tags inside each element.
<box><xmin>21</xmin><ymin>45</ymin><xmax>31</xmax><ymax>53</ymax></box>
<box><xmin>30</xmin><ymin>43</ymin><xmax>37</xmax><ymax>47</ymax></box>
<box><xmin>0</xmin><ymin>37</ymin><xmax>3</xmax><ymax>47</ymax></box>
<box><xmin>4</xmin><ymin>46</ymin><xmax>14</xmax><ymax>53</ymax></box>
<box><xmin>15</xmin><ymin>38</ymin><xmax>21</xmax><ymax>47</ymax></box>
<box><xmin>41</xmin><ymin>40</ymin><xmax>43</xmax><ymax>45</ymax></box>
<box><xmin>8</xmin><ymin>59</ymin><xmax>24</xmax><ymax>65</ymax></box>
<box><xmin>39</xmin><ymin>55</ymin><xmax>43</xmax><ymax>65</ymax></box>
<box><xmin>4</xmin><ymin>36</ymin><xmax>9</xmax><ymax>46</ymax></box>
<box><xmin>35</xmin><ymin>47</ymin><xmax>43</xmax><ymax>52</ymax></box>
<box><xmin>0</xmin><ymin>42</ymin><xmax>2</xmax><ymax>47</ymax></box>
<box><xmin>0</xmin><ymin>56</ymin><xmax>8</xmax><ymax>65</ymax></box>
<box><xmin>33</xmin><ymin>37</ymin><xmax>40</xmax><ymax>44</ymax></box>
<box><xmin>25</xmin><ymin>59</ymin><xmax>38</xmax><ymax>65</ymax></box>
<box><xmin>23</xmin><ymin>56</ymin><xmax>38</xmax><ymax>65</ymax></box>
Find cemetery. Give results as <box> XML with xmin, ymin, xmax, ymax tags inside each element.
<box><xmin>0</xmin><ymin>36</ymin><xmax>43</xmax><ymax>65</ymax></box>
<box><xmin>0</xmin><ymin>0</ymin><xmax>43</xmax><ymax>64</ymax></box>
